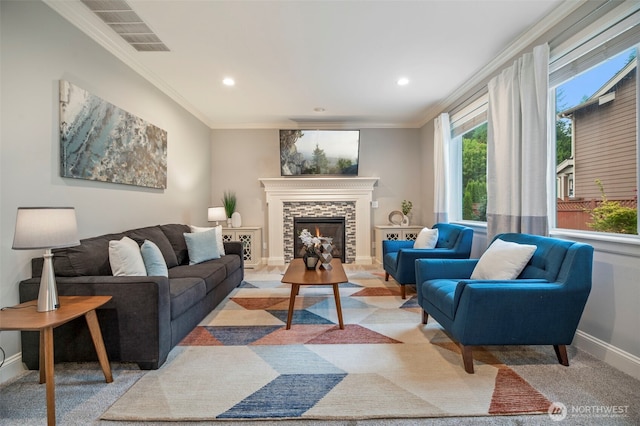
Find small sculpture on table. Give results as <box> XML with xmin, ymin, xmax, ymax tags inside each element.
<box><xmin>318</xmin><ymin>237</ymin><xmax>334</xmax><ymax>270</ymax></box>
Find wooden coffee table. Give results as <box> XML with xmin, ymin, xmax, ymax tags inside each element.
<box><xmin>0</xmin><ymin>295</ymin><xmax>113</xmax><ymax>426</ymax></box>
<box><xmin>281</xmin><ymin>258</ymin><xmax>348</xmax><ymax>329</ymax></box>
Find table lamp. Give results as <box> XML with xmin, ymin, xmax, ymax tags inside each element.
<box><xmin>208</xmin><ymin>206</ymin><xmax>227</xmax><ymax>226</ymax></box>
<box><xmin>12</xmin><ymin>207</ymin><xmax>80</xmax><ymax>312</ymax></box>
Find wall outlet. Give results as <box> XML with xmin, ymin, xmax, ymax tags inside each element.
<box><xmin>371</xmin><ymin>200</ymin><xmax>379</xmax><ymax>208</ymax></box>
<box><xmin>263</xmin><ymin>242</ymin><xmax>267</xmax><ymax>250</ymax></box>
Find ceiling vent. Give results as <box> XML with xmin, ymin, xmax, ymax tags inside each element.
<box><xmin>81</xmin><ymin>0</ymin><xmax>169</xmax><ymax>52</ymax></box>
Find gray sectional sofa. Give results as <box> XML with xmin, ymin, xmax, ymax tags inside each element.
<box><xmin>18</xmin><ymin>224</ymin><xmax>244</xmax><ymax>370</ymax></box>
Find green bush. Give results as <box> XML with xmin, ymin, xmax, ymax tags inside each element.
<box><xmin>588</xmin><ymin>180</ymin><xmax>637</xmax><ymax>234</ymax></box>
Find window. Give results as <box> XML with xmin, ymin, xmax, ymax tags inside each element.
<box><xmin>450</xmin><ymin>97</ymin><xmax>488</xmax><ymax>222</ymax></box>
<box><xmin>460</xmin><ymin>123</ymin><xmax>487</xmax><ymax>221</ymax></box>
<box><xmin>552</xmin><ymin>44</ymin><xmax>638</xmax><ymax>235</ymax></box>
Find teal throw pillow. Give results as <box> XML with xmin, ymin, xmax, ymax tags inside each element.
<box><xmin>141</xmin><ymin>240</ymin><xmax>169</xmax><ymax>277</ymax></box>
<box><xmin>183</xmin><ymin>229</ymin><xmax>221</xmax><ymax>265</ymax></box>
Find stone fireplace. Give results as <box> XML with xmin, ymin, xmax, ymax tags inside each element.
<box><xmin>259</xmin><ymin>177</ymin><xmax>378</xmax><ymax>265</ymax></box>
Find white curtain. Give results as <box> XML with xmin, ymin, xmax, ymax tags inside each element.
<box><xmin>486</xmin><ymin>44</ymin><xmax>550</xmax><ymax>240</ymax></box>
<box><xmin>433</xmin><ymin>113</ymin><xmax>451</xmax><ymax>223</ymax></box>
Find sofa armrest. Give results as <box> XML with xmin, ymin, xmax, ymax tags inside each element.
<box><xmin>415</xmin><ymin>259</ymin><xmax>478</xmax><ymax>283</ymax></box>
<box><xmin>223</xmin><ymin>241</ymin><xmax>244</xmax><ymax>270</ymax></box>
<box><xmin>382</xmin><ymin>240</ymin><xmax>414</xmax><ymax>256</ymax></box>
<box><xmin>19</xmin><ymin>275</ymin><xmax>172</xmax><ymax>369</ymax></box>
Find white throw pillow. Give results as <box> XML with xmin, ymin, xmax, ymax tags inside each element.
<box><xmin>190</xmin><ymin>225</ymin><xmax>225</xmax><ymax>256</ymax></box>
<box><xmin>413</xmin><ymin>227</ymin><xmax>439</xmax><ymax>249</ymax></box>
<box><xmin>470</xmin><ymin>238</ymin><xmax>537</xmax><ymax>280</ymax></box>
<box><xmin>109</xmin><ymin>236</ymin><xmax>146</xmax><ymax>276</ymax></box>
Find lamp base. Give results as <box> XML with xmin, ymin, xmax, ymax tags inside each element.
<box><xmin>37</xmin><ymin>250</ymin><xmax>59</xmax><ymax>312</ymax></box>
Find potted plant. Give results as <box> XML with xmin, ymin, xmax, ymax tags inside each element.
<box><xmin>222</xmin><ymin>191</ymin><xmax>236</xmax><ymax>226</ymax></box>
<box><xmin>401</xmin><ymin>200</ymin><xmax>413</xmax><ymax>225</ymax></box>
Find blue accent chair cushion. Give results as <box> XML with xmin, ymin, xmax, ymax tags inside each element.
<box><xmin>383</xmin><ymin>223</ymin><xmax>473</xmax><ymax>298</ymax></box>
<box><xmin>415</xmin><ymin>233</ymin><xmax>593</xmax><ymax>373</ymax></box>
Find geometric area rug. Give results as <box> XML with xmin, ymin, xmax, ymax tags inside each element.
<box><xmin>102</xmin><ymin>271</ymin><xmax>551</xmax><ymax>421</ymax></box>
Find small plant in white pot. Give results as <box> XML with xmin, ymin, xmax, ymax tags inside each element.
<box><xmin>222</xmin><ymin>191</ymin><xmax>236</xmax><ymax>227</ymax></box>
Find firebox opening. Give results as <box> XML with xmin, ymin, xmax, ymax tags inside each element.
<box><xmin>293</xmin><ymin>217</ymin><xmax>346</xmax><ymax>262</ymax></box>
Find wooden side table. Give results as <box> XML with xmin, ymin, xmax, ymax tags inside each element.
<box><xmin>0</xmin><ymin>295</ymin><xmax>113</xmax><ymax>426</ymax></box>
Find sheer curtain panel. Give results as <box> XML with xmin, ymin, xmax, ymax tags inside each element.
<box><xmin>486</xmin><ymin>44</ymin><xmax>550</xmax><ymax>240</ymax></box>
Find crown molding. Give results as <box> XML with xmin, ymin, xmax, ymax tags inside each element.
<box><xmin>415</xmin><ymin>0</ymin><xmax>587</xmax><ymax>128</ymax></box>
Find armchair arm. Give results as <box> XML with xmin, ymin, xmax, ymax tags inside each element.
<box><xmin>415</xmin><ymin>259</ymin><xmax>478</xmax><ymax>283</ymax></box>
<box><xmin>451</xmin><ymin>280</ymin><xmax>590</xmax><ymax>344</ymax></box>
<box><xmin>382</xmin><ymin>240</ymin><xmax>414</xmax><ymax>256</ymax></box>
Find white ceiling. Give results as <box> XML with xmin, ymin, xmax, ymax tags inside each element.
<box><xmin>46</xmin><ymin>0</ymin><xmax>568</xmax><ymax>129</ymax></box>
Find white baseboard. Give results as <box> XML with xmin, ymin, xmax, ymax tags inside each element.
<box><xmin>0</xmin><ymin>352</ymin><xmax>26</xmax><ymax>385</ymax></box>
<box><xmin>574</xmin><ymin>330</ymin><xmax>640</xmax><ymax>380</ymax></box>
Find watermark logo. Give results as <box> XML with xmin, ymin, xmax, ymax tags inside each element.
<box><xmin>548</xmin><ymin>402</ymin><xmax>629</xmax><ymax>421</ymax></box>
<box><xmin>548</xmin><ymin>402</ymin><xmax>567</xmax><ymax>421</ymax></box>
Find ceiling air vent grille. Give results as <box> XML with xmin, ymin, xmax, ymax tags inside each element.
<box><xmin>81</xmin><ymin>0</ymin><xmax>169</xmax><ymax>52</ymax></box>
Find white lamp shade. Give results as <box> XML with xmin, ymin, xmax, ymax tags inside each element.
<box><xmin>208</xmin><ymin>206</ymin><xmax>227</xmax><ymax>222</ymax></box>
<box><xmin>12</xmin><ymin>207</ymin><xmax>80</xmax><ymax>250</ymax></box>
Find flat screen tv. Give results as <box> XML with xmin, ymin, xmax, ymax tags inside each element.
<box><xmin>280</xmin><ymin>129</ymin><xmax>359</xmax><ymax>176</ymax></box>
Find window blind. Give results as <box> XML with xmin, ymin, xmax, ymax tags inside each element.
<box><xmin>550</xmin><ymin>7</ymin><xmax>640</xmax><ymax>87</ymax></box>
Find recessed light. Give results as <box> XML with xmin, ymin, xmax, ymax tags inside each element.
<box><xmin>397</xmin><ymin>77</ymin><xmax>409</xmax><ymax>86</ymax></box>
<box><xmin>222</xmin><ymin>77</ymin><xmax>235</xmax><ymax>86</ymax></box>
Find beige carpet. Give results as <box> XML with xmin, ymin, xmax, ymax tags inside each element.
<box><xmin>102</xmin><ymin>271</ymin><xmax>551</xmax><ymax>421</ymax></box>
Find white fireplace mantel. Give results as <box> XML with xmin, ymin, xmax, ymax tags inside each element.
<box><xmin>259</xmin><ymin>177</ymin><xmax>379</xmax><ymax>265</ymax></box>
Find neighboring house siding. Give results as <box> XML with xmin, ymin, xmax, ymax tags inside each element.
<box><xmin>573</xmin><ymin>69</ymin><xmax>637</xmax><ymax>200</ymax></box>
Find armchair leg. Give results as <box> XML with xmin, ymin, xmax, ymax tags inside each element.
<box><xmin>554</xmin><ymin>345</ymin><xmax>569</xmax><ymax>366</ymax></box>
<box><xmin>422</xmin><ymin>310</ymin><xmax>429</xmax><ymax>324</ymax></box>
<box><xmin>385</xmin><ymin>272</ymin><xmax>389</xmax><ymax>281</ymax></box>
<box><xmin>460</xmin><ymin>344</ymin><xmax>474</xmax><ymax>374</ymax></box>
<box><xmin>401</xmin><ymin>285</ymin><xmax>406</xmax><ymax>299</ymax></box>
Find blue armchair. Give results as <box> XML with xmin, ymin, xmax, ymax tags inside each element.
<box><xmin>415</xmin><ymin>233</ymin><xmax>593</xmax><ymax>373</ymax></box>
<box><xmin>383</xmin><ymin>223</ymin><xmax>473</xmax><ymax>299</ymax></box>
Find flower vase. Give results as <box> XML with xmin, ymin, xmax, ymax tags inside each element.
<box><xmin>318</xmin><ymin>237</ymin><xmax>334</xmax><ymax>270</ymax></box>
<box><xmin>303</xmin><ymin>252</ymin><xmax>319</xmax><ymax>270</ymax></box>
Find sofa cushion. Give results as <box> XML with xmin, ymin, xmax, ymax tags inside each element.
<box><xmin>160</xmin><ymin>224</ymin><xmax>191</xmax><ymax>265</ymax></box>
<box><xmin>169</xmin><ymin>278</ymin><xmax>206</xmax><ymax>320</ymax></box>
<box><xmin>127</xmin><ymin>226</ymin><xmax>179</xmax><ymax>268</ymax></box>
<box><xmin>434</xmin><ymin>225</ymin><xmax>461</xmax><ymax>249</ymax></box>
<box><xmin>169</xmin><ymin>260</ymin><xmax>227</xmax><ymax>293</ymax></box>
<box><xmin>497</xmin><ymin>233</ymin><xmax>572</xmax><ymax>282</ymax></box>
<box><xmin>217</xmin><ymin>254</ymin><xmax>242</xmax><ymax>278</ymax></box>
<box><xmin>62</xmin><ymin>232</ymin><xmax>125</xmax><ymax>276</ymax></box>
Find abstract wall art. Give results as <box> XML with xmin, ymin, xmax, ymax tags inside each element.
<box><xmin>59</xmin><ymin>80</ymin><xmax>167</xmax><ymax>189</ymax></box>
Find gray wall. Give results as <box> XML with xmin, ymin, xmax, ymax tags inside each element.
<box><xmin>0</xmin><ymin>0</ymin><xmax>212</xmax><ymax>381</ymax></box>
<box><xmin>210</xmin><ymin>128</ymin><xmax>424</xmax><ymax>260</ymax></box>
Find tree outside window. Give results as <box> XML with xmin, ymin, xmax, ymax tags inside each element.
<box><xmin>462</xmin><ymin>123</ymin><xmax>487</xmax><ymax>221</ymax></box>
